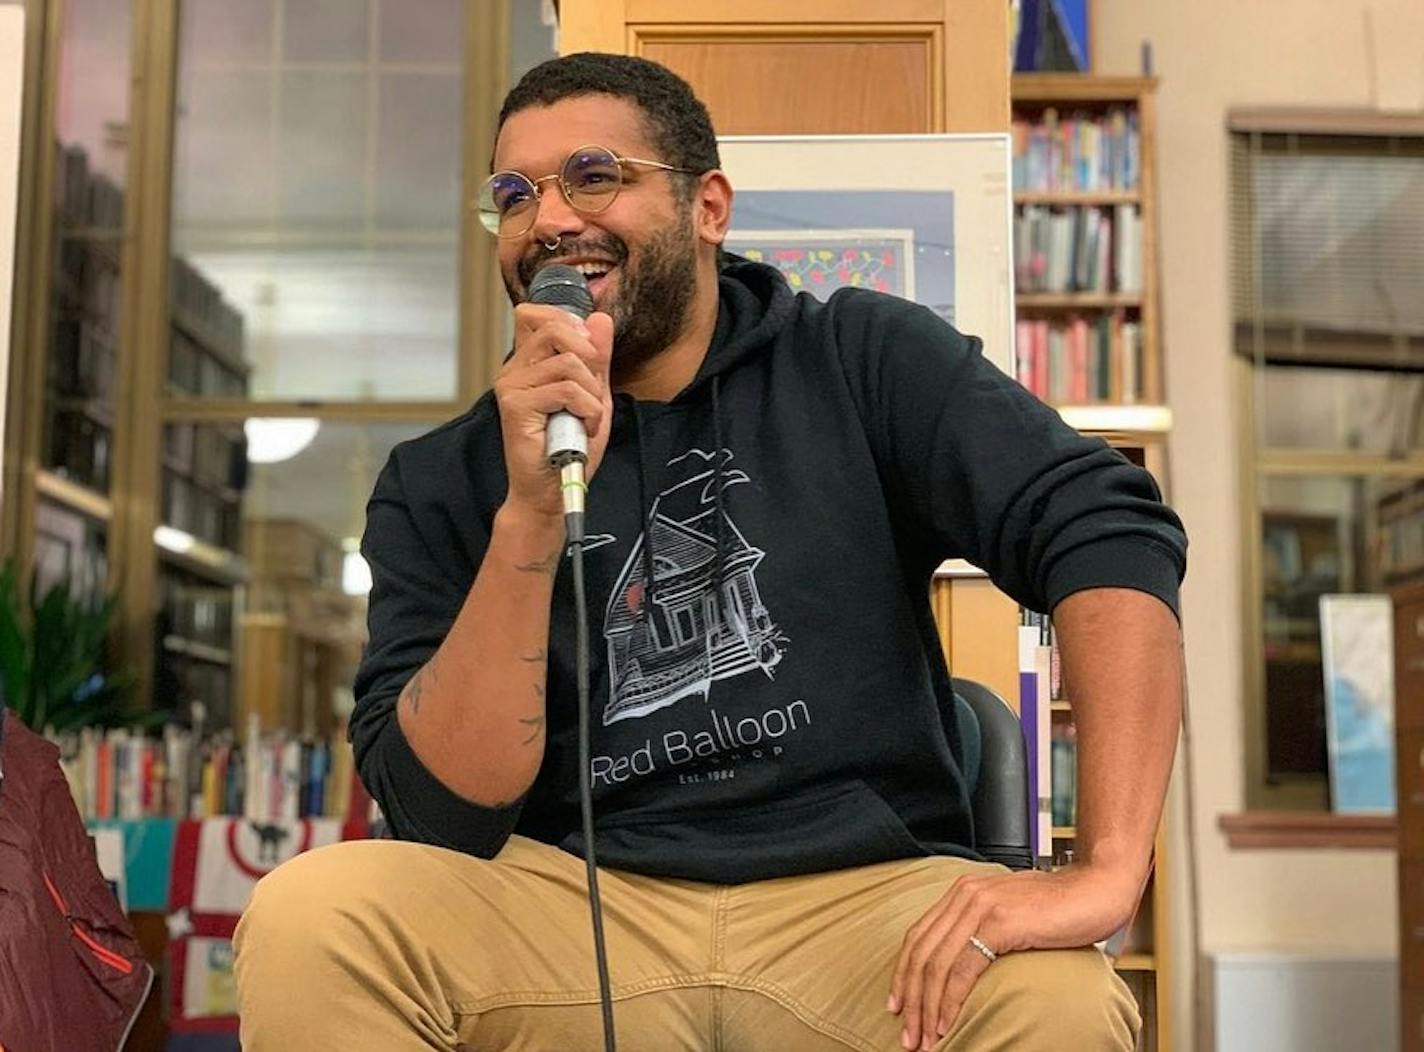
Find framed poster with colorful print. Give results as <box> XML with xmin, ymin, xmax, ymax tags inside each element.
<box><xmin>727</xmin><ymin>229</ymin><xmax>917</xmax><ymax>299</ymax></box>
<box><xmin>719</xmin><ymin>133</ymin><xmax>1015</xmax><ymax>377</ymax></box>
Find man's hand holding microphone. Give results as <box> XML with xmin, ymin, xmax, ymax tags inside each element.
<box><xmin>493</xmin><ymin>267</ymin><xmax>614</xmax><ymax>539</ymax></box>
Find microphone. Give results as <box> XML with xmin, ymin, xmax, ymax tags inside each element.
<box><xmin>528</xmin><ymin>264</ymin><xmax>596</xmax><ymax>542</ymax></box>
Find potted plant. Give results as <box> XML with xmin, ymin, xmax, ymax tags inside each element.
<box><xmin>0</xmin><ymin>558</ymin><xmax>142</xmax><ymax>733</ymax></box>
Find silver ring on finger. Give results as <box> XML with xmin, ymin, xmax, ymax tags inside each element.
<box><xmin>968</xmin><ymin>935</ymin><xmax>998</xmax><ymax>963</ymax></box>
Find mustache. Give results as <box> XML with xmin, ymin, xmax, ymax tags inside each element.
<box><xmin>517</xmin><ymin>236</ymin><xmax>628</xmax><ymax>291</ymax></box>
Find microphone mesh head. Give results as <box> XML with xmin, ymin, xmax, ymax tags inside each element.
<box><xmin>528</xmin><ymin>264</ymin><xmax>594</xmax><ymax>319</ymax></box>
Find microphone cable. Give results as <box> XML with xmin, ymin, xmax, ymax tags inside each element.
<box><xmin>567</xmin><ymin>505</ymin><xmax>617</xmax><ymax>1052</ymax></box>
<box><xmin>531</xmin><ymin>263</ymin><xmax>616</xmax><ymax>1050</ymax></box>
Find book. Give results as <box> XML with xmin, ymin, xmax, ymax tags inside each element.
<box><xmin>1018</xmin><ymin>610</ymin><xmax>1054</xmax><ymax>862</ymax></box>
<box><xmin>47</xmin><ymin>722</ymin><xmax>359</xmax><ymax>823</ymax></box>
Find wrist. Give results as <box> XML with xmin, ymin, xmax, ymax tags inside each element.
<box><xmin>1069</xmin><ymin>855</ymin><xmax>1149</xmax><ymax>916</ymax></box>
<box><xmin>496</xmin><ymin>500</ymin><xmax>566</xmax><ymax>541</ymax></box>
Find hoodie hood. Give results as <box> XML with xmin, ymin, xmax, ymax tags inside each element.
<box><xmin>673</xmin><ymin>254</ymin><xmax>798</xmax><ymax>402</ymax></box>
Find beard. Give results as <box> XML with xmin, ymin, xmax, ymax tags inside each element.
<box><xmin>506</xmin><ymin>211</ymin><xmax>699</xmax><ymax>384</ymax></box>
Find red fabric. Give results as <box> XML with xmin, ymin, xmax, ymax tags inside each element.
<box><xmin>0</xmin><ymin>711</ymin><xmax>153</xmax><ymax>1050</ymax></box>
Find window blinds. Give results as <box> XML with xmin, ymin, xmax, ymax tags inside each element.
<box><xmin>1231</xmin><ymin>130</ymin><xmax>1424</xmax><ymax>371</ymax></box>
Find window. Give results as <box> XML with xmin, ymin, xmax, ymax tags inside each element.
<box><xmin>672</xmin><ymin>605</ymin><xmax>697</xmax><ymax>646</ymax></box>
<box><xmin>170</xmin><ymin>0</ymin><xmax>466</xmax><ymax>402</ymax></box>
<box><xmin>6</xmin><ymin>1</ymin><xmax>554</xmax><ymax>738</ymax></box>
<box><xmin>1233</xmin><ymin>118</ymin><xmax>1424</xmax><ymax>810</ymax></box>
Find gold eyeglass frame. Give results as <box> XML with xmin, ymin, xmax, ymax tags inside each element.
<box><xmin>477</xmin><ymin>143</ymin><xmax>700</xmax><ymax>238</ymax></box>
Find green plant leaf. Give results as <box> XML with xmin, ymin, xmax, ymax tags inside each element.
<box><xmin>0</xmin><ymin>560</ymin><xmax>32</xmax><ymax>723</ymax></box>
<box><xmin>2</xmin><ymin>559</ymin><xmax>132</xmax><ymax>734</ymax></box>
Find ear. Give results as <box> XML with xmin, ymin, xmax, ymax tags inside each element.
<box><xmin>693</xmin><ymin>170</ymin><xmax>734</xmax><ymax>248</ymax></box>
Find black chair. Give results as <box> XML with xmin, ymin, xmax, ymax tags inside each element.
<box><xmin>942</xmin><ymin>677</ymin><xmax>1033</xmax><ymax>871</ymax></box>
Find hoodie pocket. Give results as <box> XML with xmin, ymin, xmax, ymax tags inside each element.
<box><xmin>42</xmin><ymin>869</ymin><xmax>135</xmax><ymax>975</ymax></box>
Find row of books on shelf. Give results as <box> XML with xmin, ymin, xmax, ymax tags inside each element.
<box><xmin>163</xmin><ymin>468</ymin><xmax>244</xmax><ymax>551</ymax></box>
<box><xmin>50</xmin><ymin>718</ymin><xmax>360</xmax><ymax>823</ymax></box>
<box><xmin>54</xmin><ymin>237</ymin><xmax>121</xmax><ymax>333</ymax></box>
<box><xmin>1051</xmin><ymin>722</ymin><xmax>1077</xmax><ymax>828</ymax></box>
<box><xmin>1015</xmin><ymin>315</ymin><xmax>1145</xmax><ymax>404</ymax></box>
<box><xmin>158</xmin><ymin>576</ymin><xmax>235</xmax><ymax>649</ymax></box>
<box><xmin>169</xmin><ymin>328</ymin><xmax>249</xmax><ymax>397</ymax></box>
<box><xmin>51</xmin><ymin>318</ymin><xmax>117</xmax><ymax>403</ymax></box>
<box><xmin>1379</xmin><ymin>480</ymin><xmax>1424</xmax><ymax>582</ymax></box>
<box><xmin>56</xmin><ymin>142</ymin><xmax>124</xmax><ymax>230</ymax></box>
<box><xmin>45</xmin><ymin>407</ymin><xmax>113</xmax><ymax>493</ymax></box>
<box><xmin>1019</xmin><ymin>608</ymin><xmax>1059</xmax><ymax>862</ymax></box>
<box><xmin>170</xmin><ymin>255</ymin><xmax>247</xmax><ymax>361</ymax></box>
<box><xmin>1014</xmin><ymin>203</ymin><xmax>1143</xmax><ymax>294</ymax></box>
<box><xmin>1011</xmin><ymin>107</ymin><xmax>1141</xmax><ymax>194</ymax></box>
<box><xmin>1018</xmin><ymin>608</ymin><xmax>1148</xmax><ymax>961</ymax></box>
<box><xmin>1018</xmin><ymin>610</ymin><xmax>1078</xmax><ymax>830</ymax></box>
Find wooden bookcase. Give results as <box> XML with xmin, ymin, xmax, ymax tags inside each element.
<box><xmin>1382</xmin><ymin>478</ymin><xmax>1424</xmax><ymax>589</ymax></box>
<box><xmin>1010</xmin><ymin>74</ymin><xmax>1164</xmax><ymax>419</ymax></box>
<box><xmin>36</xmin><ymin>142</ymin><xmax>252</xmax><ymax>733</ymax></box>
<box><xmin>238</xmin><ymin>518</ymin><xmax>366</xmax><ymax>741</ymax></box>
<box><xmin>1394</xmin><ymin>579</ymin><xmax>1424</xmax><ymax>1051</ymax></box>
<box><xmin>154</xmin><ymin>259</ymin><xmax>251</xmax><ymax>733</ymax></box>
<box><xmin>934</xmin><ymin>435</ymin><xmax>1173</xmax><ymax>1052</ymax></box>
<box><xmin>937</xmin><ymin>75</ymin><xmax>1174</xmax><ymax>1052</ymax></box>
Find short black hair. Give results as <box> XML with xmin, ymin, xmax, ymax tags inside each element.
<box><xmin>495</xmin><ymin>52</ymin><xmax>721</xmax><ymax>180</ymax></box>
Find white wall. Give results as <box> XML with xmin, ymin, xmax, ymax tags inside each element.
<box><xmin>0</xmin><ymin>5</ymin><xmax>26</xmax><ymax>508</ymax></box>
<box><xmin>1208</xmin><ymin>953</ymin><xmax>1397</xmax><ymax>1051</ymax></box>
<box><xmin>1092</xmin><ymin>0</ymin><xmax>1422</xmax><ymax>1047</ymax></box>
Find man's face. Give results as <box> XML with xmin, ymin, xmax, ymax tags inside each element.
<box><xmin>491</xmin><ymin>94</ymin><xmax>701</xmax><ymax>379</ymax></box>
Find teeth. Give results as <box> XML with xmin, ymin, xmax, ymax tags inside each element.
<box><xmin>575</xmin><ymin>262</ymin><xmax>611</xmax><ymax>278</ymax></box>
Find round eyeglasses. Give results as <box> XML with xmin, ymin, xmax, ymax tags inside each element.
<box><xmin>477</xmin><ymin>144</ymin><xmax>700</xmax><ymax>238</ymax></box>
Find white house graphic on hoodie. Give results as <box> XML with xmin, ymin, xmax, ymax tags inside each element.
<box><xmin>602</xmin><ymin>448</ymin><xmax>788</xmax><ymax>725</ymax></box>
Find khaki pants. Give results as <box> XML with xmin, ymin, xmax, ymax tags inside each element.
<box><xmin>233</xmin><ymin>836</ymin><xmax>1139</xmax><ymax>1051</ymax></box>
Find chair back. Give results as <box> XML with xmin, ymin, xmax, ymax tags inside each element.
<box><xmin>945</xmin><ymin>678</ymin><xmax>1034</xmax><ymax>871</ymax></box>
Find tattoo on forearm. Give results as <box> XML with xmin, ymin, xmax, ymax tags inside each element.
<box><xmin>403</xmin><ymin>656</ymin><xmax>439</xmax><ymax>715</ymax></box>
<box><xmin>519</xmin><ymin>714</ymin><xmax>546</xmax><ymax>746</ymax></box>
<box><xmin>521</xmin><ymin>648</ymin><xmax>546</xmax><ymax>663</ymax></box>
<box><xmin>405</xmin><ymin>666</ymin><xmax>427</xmax><ymax>714</ymax></box>
<box><xmin>514</xmin><ymin>549</ymin><xmax>561</xmax><ymax>577</ymax></box>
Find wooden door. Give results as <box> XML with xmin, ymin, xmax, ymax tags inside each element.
<box><xmin>557</xmin><ymin>0</ymin><xmax>1009</xmax><ymax>134</ymax></box>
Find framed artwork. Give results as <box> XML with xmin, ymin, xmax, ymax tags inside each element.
<box><xmin>719</xmin><ymin>134</ymin><xmax>1016</xmax><ymax>378</ymax></box>
<box><xmin>1013</xmin><ymin>0</ymin><xmax>1092</xmax><ymax>72</ymax></box>
<box><xmin>728</xmin><ymin>229</ymin><xmax>916</xmax><ymax>299</ymax></box>
<box><xmin>1319</xmin><ymin>594</ymin><xmax>1396</xmax><ymax>814</ymax></box>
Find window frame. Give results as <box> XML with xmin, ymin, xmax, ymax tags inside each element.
<box><xmin>1231</xmin><ymin>111</ymin><xmax>1424</xmax><ymax>814</ymax></box>
<box><xmin>2</xmin><ymin>0</ymin><xmax>513</xmax><ymax>713</ymax></box>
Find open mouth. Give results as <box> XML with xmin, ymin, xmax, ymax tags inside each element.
<box><xmin>570</xmin><ymin>260</ymin><xmax>616</xmax><ymax>303</ymax></box>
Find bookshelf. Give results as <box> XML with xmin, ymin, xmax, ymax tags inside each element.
<box><xmin>46</xmin><ymin>146</ymin><xmax>122</xmax><ymax>500</ymax></box>
<box><xmin>934</xmin><ymin>73</ymin><xmax>1175</xmax><ymax>1052</ymax></box>
<box><xmin>239</xmin><ymin>518</ymin><xmax>367</xmax><ymax>741</ymax></box>
<box><xmin>1381</xmin><ymin>477</ymin><xmax>1424</xmax><ymax>587</ymax></box>
<box><xmin>1393</xmin><ymin>579</ymin><xmax>1424</xmax><ymax>1050</ymax></box>
<box><xmin>38</xmin><ymin>142</ymin><xmax>254</xmax><ymax>730</ymax></box>
<box><xmin>156</xmin><ymin>259</ymin><xmax>251</xmax><ymax>735</ymax></box>
<box><xmin>1011</xmin><ymin>74</ymin><xmax>1166</xmax><ymax>428</ymax></box>
<box><xmin>33</xmin><ymin>146</ymin><xmax>123</xmax><ymax>600</ymax></box>
<box><xmin>934</xmin><ymin>586</ymin><xmax>1171</xmax><ymax>1051</ymax></box>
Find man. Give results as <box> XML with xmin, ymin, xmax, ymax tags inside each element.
<box><xmin>234</xmin><ymin>52</ymin><xmax>1186</xmax><ymax>1052</ymax></box>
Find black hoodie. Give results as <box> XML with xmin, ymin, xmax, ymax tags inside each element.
<box><xmin>350</xmin><ymin>258</ymin><xmax>1187</xmax><ymax>884</ymax></box>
